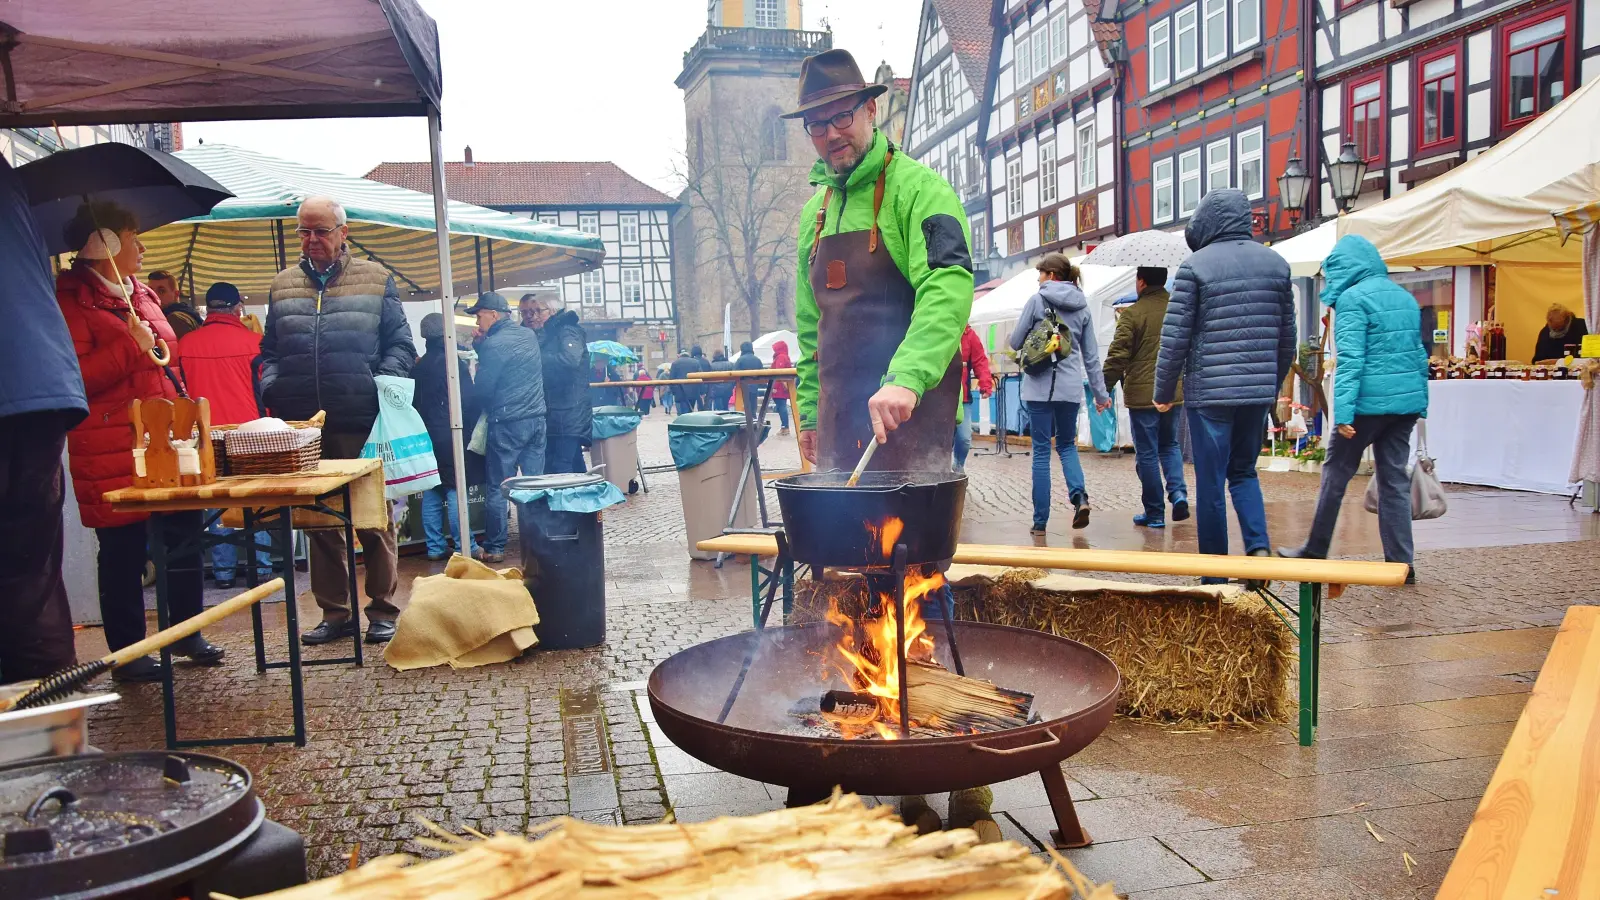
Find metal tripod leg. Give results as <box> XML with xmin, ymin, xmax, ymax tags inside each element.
<box><xmin>1040</xmin><ymin>762</ymin><xmax>1092</xmax><ymax>848</ymax></box>
<box><xmin>892</xmin><ymin>543</ymin><xmax>910</xmax><ymax>738</ymax></box>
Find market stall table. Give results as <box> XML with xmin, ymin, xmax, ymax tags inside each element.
<box><xmin>103</xmin><ymin>458</ymin><xmax>386</xmax><ymax>749</ymax></box>
<box><xmin>1420</xmin><ymin>379</ymin><xmax>1583</xmax><ymax>495</ymax></box>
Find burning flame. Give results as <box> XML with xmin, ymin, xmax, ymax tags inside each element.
<box><xmin>821</xmin><ymin>533</ymin><xmax>947</xmax><ymax>740</ymax></box>
<box><xmin>866</xmin><ymin>517</ymin><xmax>905</xmax><ymax>561</ymax></box>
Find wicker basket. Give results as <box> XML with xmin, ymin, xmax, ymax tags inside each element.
<box><xmin>214</xmin><ymin>412</ymin><xmax>326</xmax><ymax>476</ymax></box>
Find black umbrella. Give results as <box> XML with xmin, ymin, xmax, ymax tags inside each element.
<box><xmin>18</xmin><ymin>142</ymin><xmax>233</xmax><ymax>256</ymax></box>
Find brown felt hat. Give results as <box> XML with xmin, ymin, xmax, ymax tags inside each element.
<box><xmin>780</xmin><ymin>49</ymin><xmax>889</xmax><ymax>119</ymax></box>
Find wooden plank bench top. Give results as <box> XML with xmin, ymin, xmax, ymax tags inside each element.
<box><xmin>686</xmin><ymin>368</ymin><xmax>798</xmax><ymax>380</ymax></box>
<box><xmin>695</xmin><ymin>534</ymin><xmax>1409</xmax><ymax>587</ymax></box>
<box><xmin>1437</xmin><ymin>605</ymin><xmax>1600</xmax><ymax>899</ymax></box>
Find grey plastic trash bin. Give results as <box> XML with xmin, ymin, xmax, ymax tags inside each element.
<box><xmin>590</xmin><ymin>405</ymin><xmax>642</xmax><ymax>495</ymax></box>
<box><xmin>669</xmin><ymin>412</ymin><xmax>758</xmax><ymax>560</ymax></box>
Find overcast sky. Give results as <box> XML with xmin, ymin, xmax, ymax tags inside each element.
<box><xmin>184</xmin><ymin>0</ymin><xmax>924</xmax><ymax>193</ymax></box>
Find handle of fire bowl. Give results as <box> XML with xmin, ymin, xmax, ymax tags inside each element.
<box><xmin>969</xmin><ymin>727</ymin><xmax>1061</xmax><ymax>756</ymax></box>
<box><xmin>25</xmin><ymin>786</ymin><xmax>78</xmax><ymax>821</ymax></box>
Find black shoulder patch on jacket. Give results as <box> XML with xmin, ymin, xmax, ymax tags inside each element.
<box><xmin>921</xmin><ymin>214</ymin><xmax>973</xmax><ymax>272</ymax></box>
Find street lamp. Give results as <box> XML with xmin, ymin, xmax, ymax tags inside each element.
<box><xmin>1276</xmin><ymin>156</ymin><xmax>1311</xmax><ymax>229</ymax></box>
<box><xmin>1325</xmin><ymin>142</ymin><xmax>1368</xmax><ymax>214</ymax></box>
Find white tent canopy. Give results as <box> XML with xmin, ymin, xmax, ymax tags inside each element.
<box><xmin>752</xmin><ymin>330</ymin><xmax>798</xmax><ymax>366</ymax></box>
<box><xmin>1338</xmin><ymin>75</ymin><xmax>1600</xmax><ymax>267</ymax></box>
<box><xmin>1269</xmin><ymin>221</ymin><xmax>1337</xmax><ymax>277</ymax></box>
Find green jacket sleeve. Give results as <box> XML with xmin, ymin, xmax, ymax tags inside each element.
<box><xmin>1331</xmin><ymin>298</ymin><xmax>1367</xmax><ymax>426</ymax></box>
<box><xmin>794</xmin><ymin>191</ymin><xmax>824</xmax><ymax>431</ymax></box>
<box><xmin>886</xmin><ymin>176</ymin><xmax>974</xmax><ymax>399</ymax></box>
<box><xmin>1102</xmin><ymin>309</ymin><xmax>1135</xmax><ymax>394</ymax></box>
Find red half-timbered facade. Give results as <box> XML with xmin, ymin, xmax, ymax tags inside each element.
<box><xmin>1108</xmin><ymin>0</ymin><xmax>1313</xmax><ymax>238</ymax></box>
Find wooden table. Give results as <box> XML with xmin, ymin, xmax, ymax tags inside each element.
<box><xmin>1437</xmin><ymin>605</ymin><xmax>1600</xmax><ymax>898</ymax></box>
<box><xmin>105</xmin><ymin>458</ymin><xmax>384</xmax><ymax>749</ymax></box>
<box><xmin>696</xmin><ymin>533</ymin><xmax>1409</xmax><ymax>747</ymax></box>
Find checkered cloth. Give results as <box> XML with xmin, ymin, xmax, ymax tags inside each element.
<box><xmin>224</xmin><ymin>427</ymin><xmax>321</xmax><ymax>455</ymax></box>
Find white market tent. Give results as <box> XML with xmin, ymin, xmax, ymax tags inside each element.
<box><xmin>1269</xmin><ymin>221</ymin><xmax>1337</xmax><ymax>277</ymax></box>
<box><xmin>0</xmin><ymin>0</ymin><xmax>536</xmax><ymax>546</ymax></box>
<box><xmin>752</xmin><ymin>329</ymin><xmax>798</xmax><ymax>366</ymax></box>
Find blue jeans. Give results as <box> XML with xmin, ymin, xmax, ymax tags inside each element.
<box><xmin>1187</xmin><ymin>404</ymin><xmax>1271</xmax><ymax>579</ymax></box>
<box><xmin>207</xmin><ymin>512</ymin><xmax>271</xmax><ymax>583</ymax></box>
<box><xmin>546</xmin><ymin>435</ymin><xmax>588</xmax><ymax>475</ymax></box>
<box><xmin>1026</xmin><ymin>400</ymin><xmax>1086</xmax><ymax>525</ymax></box>
<box><xmin>484</xmin><ymin>416</ymin><xmax>547</xmax><ymax>554</ymax></box>
<box><xmin>1128</xmin><ymin>407</ymin><xmax>1188</xmax><ymax>518</ymax></box>
<box><xmin>421</xmin><ymin>485</ymin><xmax>477</xmax><ymax>557</ymax></box>
<box><xmin>953</xmin><ymin>401</ymin><xmax>977</xmax><ymax>471</ymax></box>
<box><xmin>1303</xmin><ymin>413</ymin><xmax>1418</xmax><ymax>565</ymax></box>
<box><xmin>773</xmin><ymin>397</ymin><xmax>790</xmax><ymax>429</ymax></box>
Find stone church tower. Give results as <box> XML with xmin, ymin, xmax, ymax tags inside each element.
<box><xmin>673</xmin><ymin>1</ymin><xmax>831</xmax><ymax>351</ymax></box>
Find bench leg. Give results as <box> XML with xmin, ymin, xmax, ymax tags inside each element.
<box><xmin>1298</xmin><ymin>582</ymin><xmax>1322</xmax><ymax>746</ymax></box>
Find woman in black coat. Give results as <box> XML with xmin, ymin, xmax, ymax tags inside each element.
<box><xmin>413</xmin><ymin>313</ymin><xmax>483</xmax><ymax>559</ymax></box>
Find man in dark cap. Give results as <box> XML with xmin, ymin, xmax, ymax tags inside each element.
<box><xmin>468</xmin><ymin>291</ymin><xmax>546</xmax><ymax>562</ymax></box>
<box><xmin>179</xmin><ymin>282</ymin><xmax>270</xmax><ymax>588</ymax></box>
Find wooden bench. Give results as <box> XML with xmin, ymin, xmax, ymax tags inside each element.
<box><xmin>696</xmin><ymin>534</ymin><xmax>1409</xmax><ymax>747</ymax></box>
<box><xmin>1437</xmin><ymin>605</ymin><xmax>1600</xmax><ymax>898</ymax></box>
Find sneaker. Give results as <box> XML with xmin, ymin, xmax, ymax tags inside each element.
<box><xmin>425</xmin><ymin>551</ymin><xmax>448</xmax><ymax>561</ymax></box>
<box><xmin>1243</xmin><ymin>547</ymin><xmax>1272</xmax><ymax>591</ymax></box>
<box><xmin>1405</xmin><ymin>566</ymin><xmax>1417</xmax><ymax>585</ymax></box>
<box><xmin>1072</xmin><ymin>500</ymin><xmax>1091</xmax><ymax>529</ymax></box>
<box><xmin>1275</xmin><ymin>546</ymin><xmax>1324</xmax><ymax>560</ymax></box>
<box><xmin>214</xmin><ymin>578</ymin><xmax>236</xmax><ymax>590</ymax></box>
<box><xmin>301</xmin><ymin>619</ymin><xmax>357</xmax><ymax>645</ymax></box>
<box><xmin>1133</xmin><ymin>513</ymin><xmax>1165</xmax><ymax>529</ymax></box>
<box><xmin>1030</xmin><ymin>521</ymin><xmax>1048</xmax><ymax>535</ymax></box>
<box><xmin>364</xmin><ymin>620</ymin><xmax>397</xmax><ymax>644</ymax></box>
<box><xmin>111</xmin><ymin>656</ymin><xmax>167</xmax><ymax>683</ymax></box>
<box><xmin>1171</xmin><ymin>498</ymin><xmax>1191</xmax><ymax>522</ymax></box>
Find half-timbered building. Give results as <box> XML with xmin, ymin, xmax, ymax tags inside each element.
<box><xmin>983</xmin><ymin>0</ymin><xmax>1123</xmax><ymax>275</ymax></box>
<box><xmin>906</xmin><ymin>0</ymin><xmax>997</xmax><ymax>269</ymax></box>
<box><xmin>368</xmin><ymin>153</ymin><xmax>679</xmax><ymax>360</ymax></box>
<box><xmin>1107</xmin><ymin>0</ymin><xmax>1311</xmax><ymax>238</ymax></box>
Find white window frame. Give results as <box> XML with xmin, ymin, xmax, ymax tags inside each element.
<box><xmin>581</xmin><ymin>268</ymin><xmax>603</xmax><ymax>305</ymax></box>
<box><xmin>578</xmin><ymin>213</ymin><xmax>599</xmax><ymax>235</ymax></box>
<box><xmin>1149</xmin><ymin>19</ymin><xmax>1172</xmax><ymax>90</ymax></box>
<box><xmin>970</xmin><ymin>212</ymin><xmax>988</xmax><ymax>261</ymax></box>
<box><xmin>1076</xmin><ymin>122</ymin><xmax>1097</xmax><ymax>193</ymax></box>
<box><xmin>1039</xmin><ymin>140</ymin><xmax>1058</xmax><ymax>205</ymax></box>
<box><xmin>1006</xmin><ymin>157</ymin><xmax>1024</xmax><ymax>218</ymax></box>
<box><xmin>1153</xmin><ymin>158</ymin><xmax>1175</xmax><ymax>224</ymax></box>
<box><xmin>1050</xmin><ymin>12</ymin><xmax>1068</xmax><ymax>64</ymax></box>
<box><xmin>621</xmin><ymin>266</ymin><xmax>643</xmax><ymax>304</ymax></box>
<box><xmin>1032</xmin><ymin>29</ymin><xmax>1049</xmax><ymax>78</ymax></box>
<box><xmin>940</xmin><ymin>64</ymin><xmax>953</xmax><ymax>112</ymax></box>
<box><xmin>1234</xmin><ymin>0</ymin><xmax>1260</xmax><ymax>50</ymax></box>
<box><xmin>752</xmin><ymin>0</ymin><xmax>782</xmax><ymax>29</ymax></box>
<box><xmin>1014</xmin><ymin>30</ymin><xmax>1032</xmax><ymax>87</ymax></box>
<box><xmin>1175</xmin><ymin>6</ymin><xmax>1199</xmax><ymax>80</ymax></box>
<box><xmin>1178</xmin><ymin>148</ymin><xmax>1202</xmax><ymax>218</ymax></box>
<box><xmin>1205</xmin><ymin>139</ymin><xmax>1230</xmax><ymax>192</ymax></box>
<box><xmin>537</xmin><ymin>212</ymin><xmax>558</xmax><ymax>226</ymax></box>
<box><xmin>1237</xmin><ymin>127</ymin><xmax>1264</xmax><ymax>200</ymax></box>
<box><xmin>620</xmin><ymin>213</ymin><xmax>639</xmax><ymax>244</ymax></box>
<box><xmin>1203</xmin><ymin>0</ymin><xmax>1227</xmax><ymax>67</ymax></box>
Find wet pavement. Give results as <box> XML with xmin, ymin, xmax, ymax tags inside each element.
<box><xmin>77</xmin><ymin>413</ymin><xmax>1600</xmax><ymax>896</ymax></box>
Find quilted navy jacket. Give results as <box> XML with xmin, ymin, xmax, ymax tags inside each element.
<box><xmin>1152</xmin><ymin>189</ymin><xmax>1296</xmax><ymax>408</ymax></box>
<box><xmin>1322</xmin><ymin>234</ymin><xmax>1430</xmax><ymax>424</ymax></box>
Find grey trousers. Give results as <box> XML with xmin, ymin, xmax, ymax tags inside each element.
<box><xmin>309</xmin><ymin>431</ymin><xmax>400</xmax><ymax>624</ymax></box>
<box><xmin>1303</xmin><ymin>413</ymin><xmax>1419</xmax><ymax>565</ymax></box>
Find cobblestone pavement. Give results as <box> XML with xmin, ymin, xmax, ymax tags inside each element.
<box><xmin>76</xmin><ymin>411</ymin><xmax>1600</xmax><ymax>897</ymax></box>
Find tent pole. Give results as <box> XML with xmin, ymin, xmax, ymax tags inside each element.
<box><xmin>474</xmin><ymin>236</ymin><xmax>483</xmax><ymax>296</ymax></box>
<box><xmin>428</xmin><ymin>106</ymin><xmax>472</xmax><ymax>551</ymax></box>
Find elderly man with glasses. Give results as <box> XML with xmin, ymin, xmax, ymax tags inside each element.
<box><xmin>259</xmin><ymin>195</ymin><xmax>416</xmax><ymax>647</ymax></box>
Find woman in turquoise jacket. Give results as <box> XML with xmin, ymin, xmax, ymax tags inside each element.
<box><xmin>1280</xmin><ymin>234</ymin><xmax>1429</xmax><ymax>581</ymax></box>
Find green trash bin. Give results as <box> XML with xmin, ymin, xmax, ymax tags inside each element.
<box><xmin>669</xmin><ymin>412</ymin><xmax>759</xmax><ymax>559</ymax></box>
<box><xmin>590</xmin><ymin>405</ymin><xmax>643</xmax><ymax>495</ymax></box>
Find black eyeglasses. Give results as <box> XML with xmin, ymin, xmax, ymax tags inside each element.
<box><xmin>295</xmin><ymin>226</ymin><xmax>342</xmax><ymax>239</ymax></box>
<box><xmin>803</xmin><ymin>98</ymin><xmax>870</xmax><ymax>137</ymax></box>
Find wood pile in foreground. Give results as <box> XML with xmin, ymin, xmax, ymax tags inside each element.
<box><xmin>237</xmin><ymin>792</ymin><xmax>1113</xmax><ymax>899</ymax></box>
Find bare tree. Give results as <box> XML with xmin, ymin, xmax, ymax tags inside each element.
<box><xmin>675</xmin><ymin>105</ymin><xmax>812</xmax><ymax>340</ymax></box>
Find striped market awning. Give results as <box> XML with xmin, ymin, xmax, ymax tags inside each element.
<box><xmin>1554</xmin><ymin>201</ymin><xmax>1600</xmax><ymax>242</ymax></box>
<box><xmin>139</xmin><ymin>143</ymin><xmax>604</xmax><ymax>302</ymax></box>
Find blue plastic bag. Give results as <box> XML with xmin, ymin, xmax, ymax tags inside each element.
<box><xmin>1087</xmin><ymin>383</ymin><xmax>1117</xmax><ymax>453</ymax></box>
<box><xmin>593</xmin><ymin>412</ymin><xmax>642</xmax><ymax>441</ymax></box>
<box><xmin>508</xmin><ymin>480</ymin><xmax>626</xmax><ymax>513</ymax></box>
<box><xmin>361</xmin><ymin>375</ymin><xmax>441</xmax><ymax>500</ymax></box>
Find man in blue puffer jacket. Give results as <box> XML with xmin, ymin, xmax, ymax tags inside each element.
<box><xmin>1280</xmin><ymin>235</ymin><xmax>1428</xmax><ymax>581</ymax></box>
<box><xmin>1153</xmin><ymin>189</ymin><xmax>1295</xmax><ymax>579</ymax></box>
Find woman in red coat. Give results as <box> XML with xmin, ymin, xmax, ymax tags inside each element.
<box><xmin>56</xmin><ymin>202</ymin><xmax>222</xmax><ymax>682</ymax></box>
<box><xmin>770</xmin><ymin>340</ymin><xmax>794</xmax><ymax>435</ymax></box>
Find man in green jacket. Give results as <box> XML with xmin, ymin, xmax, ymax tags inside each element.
<box><xmin>787</xmin><ymin>49</ymin><xmax>973</xmax><ymax>471</ymax></box>
<box><xmin>1103</xmin><ymin>267</ymin><xmax>1189</xmax><ymax>528</ymax></box>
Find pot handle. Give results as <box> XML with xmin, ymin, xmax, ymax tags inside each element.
<box><xmin>969</xmin><ymin>727</ymin><xmax>1060</xmax><ymax>756</ymax></box>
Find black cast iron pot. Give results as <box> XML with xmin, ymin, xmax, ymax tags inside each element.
<box><xmin>773</xmin><ymin>470</ymin><xmax>966</xmax><ymax>568</ymax></box>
